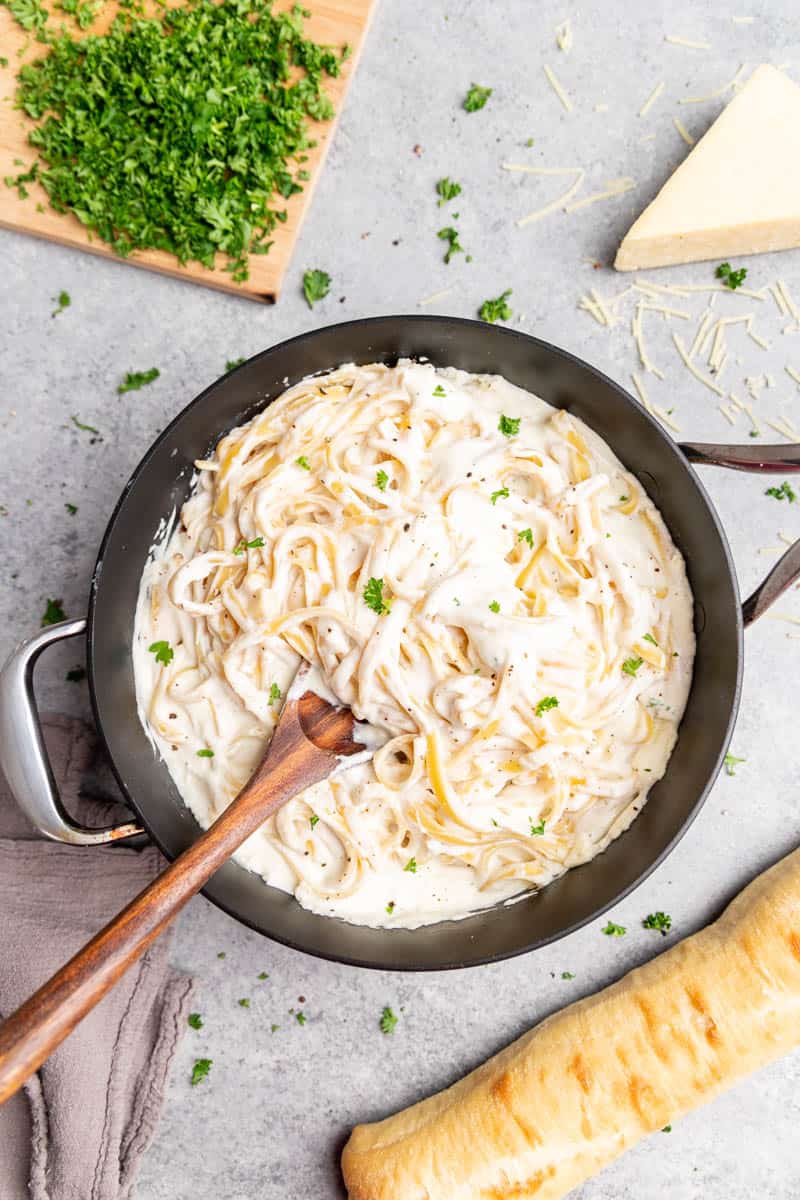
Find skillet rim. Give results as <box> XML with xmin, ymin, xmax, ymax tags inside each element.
<box><xmin>86</xmin><ymin>314</ymin><xmax>743</xmax><ymax>970</ymax></box>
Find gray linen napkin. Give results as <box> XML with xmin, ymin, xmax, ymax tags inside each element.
<box><xmin>0</xmin><ymin>714</ymin><xmax>195</xmax><ymax>1200</ymax></box>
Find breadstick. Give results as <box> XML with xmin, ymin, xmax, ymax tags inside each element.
<box><xmin>342</xmin><ymin>848</ymin><xmax>800</xmax><ymax>1199</ymax></box>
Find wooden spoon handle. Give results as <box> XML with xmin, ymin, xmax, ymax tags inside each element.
<box><xmin>0</xmin><ymin>699</ymin><xmax>337</xmax><ymax>1105</ymax></box>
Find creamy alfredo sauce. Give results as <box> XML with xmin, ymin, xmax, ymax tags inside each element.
<box><xmin>133</xmin><ymin>361</ymin><xmax>694</xmax><ymax>929</ymax></box>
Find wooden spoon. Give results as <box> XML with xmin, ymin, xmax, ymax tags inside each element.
<box><xmin>0</xmin><ymin>665</ymin><xmax>373</xmax><ymax>1105</ymax></box>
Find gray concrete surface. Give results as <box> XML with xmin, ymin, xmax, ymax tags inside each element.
<box><xmin>3</xmin><ymin>1</ymin><xmax>800</xmax><ymax>1196</ymax></box>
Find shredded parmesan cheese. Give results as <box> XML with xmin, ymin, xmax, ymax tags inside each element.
<box><xmin>770</xmin><ymin>283</ymin><xmax>788</xmax><ymax>315</ymax></box>
<box><xmin>633</xmin><ymin>305</ymin><xmax>665</xmax><ymax>379</ymax></box>
<box><xmin>746</xmin><ymin>320</ymin><xmax>770</xmax><ymax>350</ymax></box>
<box><xmin>679</xmin><ymin>64</ymin><xmax>747</xmax><ymax>103</ymax></box>
<box><xmin>665</xmin><ymin>34</ymin><xmax>712</xmax><ymax>49</ymax></box>
<box><xmin>508</xmin><ymin>165</ymin><xmax>586</xmax><ymax>227</ymax></box>
<box><xmin>564</xmin><ymin>177</ymin><xmax>635</xmax><ymax>213</ymax></box>
<box><xmin>689</xmin><ymin>308</ymin><xmax>714</xmax><ymax>358</ymax></box>
<box><xmin>673</xmin><ymin>117</ymin><xmax>695</xmax><ymax>145</ymax></box>
<box><xmin>630</xmin><ymin>372</ymin><xmax>680</xmax><ymax>433</ymax></box>
<box><xmin>639</xmin><ymin>81</ymin><xmax>665</xmax><ymax>117</ymax></box>
<box><xmin>730</xmin><ymin>394</ymin><xmax>760</xmax><ymax>436</ymax></box>
<box><xmin>594</xmin><ymin>103</ymin><xmax>609</xmax><ymax>113</ymax></box>
<box><xmin>555</xmin><ymin>19</ymin><xmax>573</xmax><ymax>51</ymax></box>
<box><xmin>731</xmin><ymin>15</ymin><xmax>755</xmax><ymax>23</ymax></box>
<box><xmin>417</xmin><ymin>286</ymin><xmax>455</xmax><ymax>307</ymax></box>
<box><xmin>785</xmin><ymin>366</ymin><xmax>800</xmax><ymax>387</ymax></box>
<box><xmin>718</xmin><ymin>404</ymin><xmax>737</xmax><ymax>425</ymax></box>
<box><xmin>543</xmin><ymin>64</ymin><xmax>573</xmax><ymax>112</ymax></box>
<box><xmin>776</xmin><ymin>279</ymin><xmax>800</xmax><ymax>326</ymax></box>
<box><xmin>673</xmin><ymin>333</ymin><xmax>724</xmax><ymax>396</ymax></box>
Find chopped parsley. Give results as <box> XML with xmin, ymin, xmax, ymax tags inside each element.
<box><xmin>258</xmin><ymin>971</ymin><xmax>269</xmax><ymax>980</ymax></box>
<box><xmin>5</xmin><ymin>2</ymin><xmax>345</xmax><ymax>281</ymax></box>
<box><xmin>269</xmin><ymin>682</ymin><xmax>282</xmax><ymax>705</ymax></box>
<box><xmin>529</xmin><ymin>817</ymin><xmax>546</xmax><ymax>836</ymax></box>
<box><xmin>437</xmin><ymin>225</ymin><xmax>463</xmax><ymax>264</ymax></box>
<box><xmin>535</xmin><ymin>696</ymin><xmax>559</xmax><ymax>717</ymax></box>
<box><xmin>619</xmin><ymin>494</ymin><xmax>630</xmax><ymax>503</ymax></box>
<box><xmin>233</xmin><ymin>536</ymin><xmax>265</xmax><ymax>554</ymax></box>
<box><xmin>375</xmin><ymin>468</ymin><xmax>389</xmax><ymax>491</ymax></box>
<box><xmin>499</xmin><ymin>414</ymin><xmax>520</xmax><ymax>437</ymax></box>
<box><xmin>296</xmin><ymin>455</ymin><xmax>311</xmax><ymax>470</ymax></box>
<box><xmin>148</xmin><ymin>640</ymin><xmax>174</xmax><ymax>666</ymax></box>
<box><xmin>715</xmin><ymin>262</ymin><xmax>747</xmax><ymax>290</ymax></box>
<box><xmin>225</xmin><ymin>358</ymin><xmax>246</xmax><ymax>372</ymax></box>
<box><xmin>724</xmin><ymin>752</ymin><xmax>746</xmax><ymax>776</ymax></box>
<box><xmin>71</xmin><ymin>415</ymin><xmax>99</xmax><ymax>434</ymax></box>
<box><xmin>118</xmin><ymin>368</ymin><xmax>159</xmax><ymax>394</ymax></box>
<box><xmin>403</xmin><ymin>856</ymin><xmax>417</xmax><ymax>873</ymax></box>
<box><xmin>379</xmin><ymin>1005</ymin><xmax>398</xmax><ymax>1035</ymax></box>
<box><xmin>303</xmin><ymin>268</ymin><xmax>331</xmax><ymax>307</ymax></box>
<box><xmin>622</xmin><ymin>656</ymin><xmax>644</xmax><ymax>677</ymax></box>
<box><xmin>385</xmin><ymin>900</ymin><xmax>395</xmax><ymax>914</ymax></box>
<box><xmin>643</xmin><ymin>633</ymin><xmax>659</xmax><ymax>646</ymax></box>
<box><xmin>217</xmin><ymin>951</ymin><xmax>226</xmax><ymax>959</ymax></box>
<box><xmin>490</xmin><ymin>486</ymin><xmax>509</xmax><ymax>505</ymax></box>
<box><xmin>518</xmin><ymin>528</ymin><xmax>534</xmax><ymax>548</ymax></box>
<box><xmin>602</xmin><ymin>921</ymin><xmax>626</xmax><ymax>937</ymax></box>
<box><xmin>479</xmin><ymin>289</ymin><xmax>512</xmax><ymax>324</ymax></box>
<box><xmin>271</xmin><ymin>1023</ymin><xmax>280</xmax><ymax>1033</ymax></box>
<box><xmin>196</xmin><ymin>748</ymin><xmax>214</xmax><ymax>758</ymax></box>
<box><xmin>52</xmin><ymin>289</ymin><xmax>70</xmax><ymax>316</ymax></box>
<box><xmin>488</xmin><ymin>600</ymin><xmax>500</xmax><ymax>613</ymax></box>
<box><xmin>308</xmin><ymin>815</ymin><xmax>320</xmax><ymax>832</ymax></box>
<box><xmin>188</xmin><ymin>1012</ymin><xmax>203</xmax><ymax>1029</ymax></box>
<box><xmin>295</xmin><ymin>1010</ymin><xmax>307</xmax><ymax>1026</ymax></box>
<box><xmin>238</xmin><ymin>997</ymin><xmax>250</xmax><ymax>1008</ymax></box>
<box><xmin>643</xmin><ymin>911</ymin><xmax>672</xmax><ymax>935</ymax></box>
<box><xmin>64</xmin><ymin>502</ymin><xmax>78</xmax><ymax>514</ymax></box>
<box><xmin>765</xmin><ymin>481</ymin><xmax>797</xmax><ymax>503</ymax></box>
<box><xmin>432</xmin><ymin>384</ymin><xmax>447</xmax><ymax>397</ymax></box>
<box><xmin>435</xmin><ymin>176</ymin><xmax>461</xmax><ymax>206</ymax></box>
<box><xmin>662</xmin><ymin>1125</ymin><xmax>672</xmax><ymax>1133</ymax></box>
<box><xmin>190</xmin><ymin>1058</ymin><xmax>212</xmax><ymax>1086</ymax></box>
<box><xmin>66</xmin><ymin>666</ymin><xmax>86</xmax><ymax>682</ymax></box>
<box><xmin>41</xmin><ymin>598</ymin><xmax>66</xmax><ymax>626</ymax></box>
<box><xmin>464</xmin><ymin>82</ymin><xmax>492</xmax><ymax>112</ymax></box>
<box><xmin>561</xmin><ymin>971</ymin><xmax>575</xmax><ymax>980</ymax></box>
<box><xmin>363</xmin><ymin>576</ymin><xmax>391</xmax><ymax>615</ymax></box>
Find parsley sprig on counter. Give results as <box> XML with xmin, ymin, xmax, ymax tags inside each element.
<box><xmin>8</xmin><ymin>0</ymin><xmax>346</xmax><ymax>282</ymax></box>
<box><xmin>715</xmin><ymin>261</ymin><xmax>747</xmax><ymax>290</ymax></box>
<box><xmin>643</xmin><ymin>911</ymin><xmax>672</xmax><ymax>935</ymax></box>
<box><xmin>118</xmin><ymin>368</ymin><xmax>159</xmax><ymax>394</ymax></box>
<box><xmin>479</xmin><ymin>290</ymin><xmax>512</xmax><ymax>324</ymax></box>
<box><xmin>435</xmin><ymin>176</ymin><xmax>461</xmax><ymax>206</ymax></box>
<box><xmin>765</xmin><ymin>481</ymin><xmax>797</xmax><ymax>503</ymax></box>
<box><xmin>41</xmin><ymin>597</ymin><xmax>65</xmax><ymax>626</ymax></box>
<box><xmin>463</xmin><ymin>83</ymin><xmax>492</xmax><ymax>112</ymax></box>
<box><xmin>303</xmin><ymin>268</ymin><xmax>331</xmax><ymax>307</ymax></box>
<box><xmin>379</xmin><ymin>1005</ymin><xmax>398</xmax><ymax>1035</ymax></box>
<box><xmin>437</xmin><ymin>225</ymin><xmax>463</xmax><ymax>264</ymax></box>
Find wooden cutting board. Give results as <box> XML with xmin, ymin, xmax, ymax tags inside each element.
<box><xmin>0</xmin><ymin>0</ymin><xmax>376</xmax><ymax>302</ymax></box>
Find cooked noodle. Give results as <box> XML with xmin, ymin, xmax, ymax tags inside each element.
<box><xmin>133</xmin><ymin>361</ymin><xmax>694</xmax><ymax>928</ymax></box>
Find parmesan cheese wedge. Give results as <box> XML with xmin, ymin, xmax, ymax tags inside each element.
<box><xmin>615</xmin><ymin>65</ymin><xmax>800</xmax><ymax>270</ymax></box>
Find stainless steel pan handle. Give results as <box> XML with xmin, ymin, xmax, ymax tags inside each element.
<box><xmin>0</xmin><ymin>619</ymin><xmax>144</xmax><ymax>845</ymax></box>
<box><xmin>679</xmin><ymin>441</ymin><xmax>800</xmax><ymax>627</ymax></box>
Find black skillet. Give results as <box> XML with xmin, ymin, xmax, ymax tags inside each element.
<box><xmin>2</xmin><ymin>316</ymin><xmax>799</xmax><ymax>969</ymax></box>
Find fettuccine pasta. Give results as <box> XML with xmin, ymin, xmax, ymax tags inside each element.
<box><xmin>133</xmin><ymin>361</ymin><xmax>694</xmax><ymax>928</ymax></box>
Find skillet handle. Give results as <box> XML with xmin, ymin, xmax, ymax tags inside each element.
<box><xmin>679</xmin><ymin>441</ymin><xmax>800</xmax><ymax>627</ymax></box>
<box><xmin>0</xmin><ymin>619</ymin><xmax>143</xmax><ymax>845</ymax></box>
